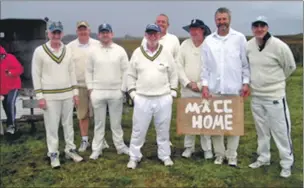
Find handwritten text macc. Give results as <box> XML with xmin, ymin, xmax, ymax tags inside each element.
<box><xmin>185</xmin><ymin>99</ymin><xmax>234</xmax><ymax>131</ymax></box>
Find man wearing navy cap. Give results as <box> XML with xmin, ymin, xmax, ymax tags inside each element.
<box><xmin>177</xmin><ymin>19</ymin><xmax>213</xmax><ymax>159</ymax></box>
<box><xmin>247</xmin><ymin>16</ymin><xmax>296</xmax><ymax>178</ymax></box>
<box><xmin>32</xmin><ymin>21</ymin><xmax>83</xmax><ymax>168</ymax></box>
<box><xmin>126</xmin><ymin>24</ymin><xmax>178</xmax><ymax>169</ymax></box>
<box><xmin>86</xmin><ymin>23</ymin><xmax>129</xmax><ymax>160</ymax></box>
<box><xmin>141</xmin><ymin>14</ymin><xmax>180</xmax><ymax>61</ymax></box>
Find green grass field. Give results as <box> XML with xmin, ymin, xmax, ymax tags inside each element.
<box><xmin>0</xmin><ymin>67</ymin><xmax>303</xmax><ymax>187</ymax></box>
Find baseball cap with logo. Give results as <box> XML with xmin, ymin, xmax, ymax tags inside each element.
<box><xmin>145</xmin><ymin>24</ymin><xmax>161</xmax><ymax>33</ymax></box>
<box><xmin>49</xmin><ymin>21</ymin><xmax>63</xmax><ymax>32</ymax></box>
<box><xmin>77</xmin><ymin>21</ymin><xmax>89</xmax><ymax>28</ymax></box>
<box><xmin>252</xmin><ymin>16</ymin><xmax>268</xmax><ymax>26</ymax></box>
<box><xmin>98</xmin><ymin>23</ymin><xmax>113</xmax><ymax>32</ymax></box>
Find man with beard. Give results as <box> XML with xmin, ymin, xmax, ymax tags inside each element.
<box><xmin>86</xmin><ymin>23</ymin><xmax>129</xmax><ymax>160</ymax></box>
<box><xmin>177</xmin><ymin>19</ymin><xmax>213</xmax><ymax>159</ymax></box>
<box><xmin>201</xmin><ymin>7</ymin><xmax>250</xmax><ymax>166</ymax></box>
<box><xmin>67</xmin><ymin>21</ymin><xmax>109</xmax><ymax>152</ymax></box>
<box><xmin>246</xmin><ymin>16</ymin><xmax>296</xmax><ymax>178</ymax></box>
<box><xmin>126</xmin><ymin>24</ymin><xmax>178</xmax><ymax>169</ymax></box>
<box><xmin>142</xmin><ymin>14</ymin><xmax>180</xmax><ymax>60</ymax></box>
<box><xmin>32</xmin><ymin>21</ymin><xmax>83</xmax><ymax>168</ymax></box>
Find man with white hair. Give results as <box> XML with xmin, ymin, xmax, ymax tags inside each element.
<box><xmin>86</xmin><ymin>23</ymin><xmax>129</xmax><ymax>160</ymax></box>
<box><xmin>201</xmin><ymin>7</ymin><xmax>250</xmax><ymax>166</ymax></box>
<box><xmin>141</xmin><ymin>14</ymin><xmax>180</xmax><ymax>60</ymax></box>
<box><xmin>246</xmin><ymin>16</ymin><xmax>296</xmax><ymax>178</ymax></box>
<box><xmin>142</xmin><ymin>13</ymin><xmax>180</xmax><ymax>147</ymax></box>
<box><xmin>127</xmin><ymin>24</ymin><xmax>178</xmax><ymax>169</ymax></box>
<box><xmin>67</xmin><ymin>21</ymin><xmax>109</xmax><ymax>152</ymax></box>
<box><xmin>32</xmin><ymin>21</ymin><xmax>83</xmax><ymax>168</ymax></box>
<box><xmin>177</xmin><ymin>19</ymin><xmax>213</xmax><ymax>159</ymax></box>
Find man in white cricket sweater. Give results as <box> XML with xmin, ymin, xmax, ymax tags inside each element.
<box><xmin>177</xmin><ymin>19</ymin><xmax>213</xmax><ymax>159</ymax></box>
<box><xmin>86</xmin><ymin>23</ymin><xmax>129</xmax><ymax>160</ymax></box>
<box><xmin>66</xmin><ymin>21</ymin><xmax>109</xmax><ymax>152</ymax></box>
<box><xmin>142</xmin><ymin>14</ymin><xmax>180</xmax><ymax>61</ymax></box>
<box><xmin>246</xmin><ymin>16</ymin><xmax>296</xmax><ymax>178</ymax></box>
<box><xmin>127</xmin><ymin>24</ymin><xmax>178</xmax><ymax>169</ymax></box>
<box><xmin>201</xmin><ymin>8</ymin><xmax>250</xmax><ymax>166</ymax></box>
<box><xmin>32</xmin><ymin>21</ymin><xmax>83</xmax><ymax>168</ymax></box>
<box><xmin>142</xmin><ymin>14</ymin><xmax>180</xmax><ymax>147</ymax></box>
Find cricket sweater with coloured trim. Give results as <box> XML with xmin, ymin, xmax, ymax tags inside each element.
<box><xmin>127</xmin><ymin>44</ymin><xmax>178</xmax><ymax>97</ymax></box>
<box><xmin>246</xmin><ymin>36</ymin><xmax>297</xmax><ymax>99</ymax></box>
<box><xmin>85</xmin><ymin>42</ymin><xmax>129</xmax><ymax>91</ymax></box>
<box><xmin>66</xmin><ymin>38</ymin><xmax>99</xmax><ymax>87</ymax></box>
<box><xmin>142</xmin><ymin>32</ymin><xmax>180</xmax><ymax>60</ymax></box>
<box><xmin>177</xmin><ymin>38</ymin><xmax>203</xmax><ymax>92</ymax></box>
<box><xmin>31</xmin><ymin>41</ymin><xmax>78</xmax><ymax>100</ymax></box>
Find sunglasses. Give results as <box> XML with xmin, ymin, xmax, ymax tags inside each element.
<box><xmin>252</xmin><ymin>23</ymin><xmax>267</xmax><ymax>28</ymax></box>
<box><xmin>51</xmin><ymin>30</ymin><xmax>62</xmax><ymax>35</ymax></box>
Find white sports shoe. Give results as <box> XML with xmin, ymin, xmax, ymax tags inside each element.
<box><xmin>164</xmin><ymin>158</ymin><xmax>174</xmax><ymax>166</ymax></box>
<box><xmin>127</xmin><ymin>160</ymin><xmax>138</xmax><ymax>169</ymax></box>
<box><xmin>50</xmin><ymin>153</ymin><xmax>60</xmax><ymax>168</ymax></box>
<box><xmin>249</xmin><ymin>160</ymin><xmax>270</xmax><ymax>169</ymax></box>
<box><xmin>90</xmin><ymin>151</ymin><xmax>101</xmax><ymax>160</ymax></box>
<box><xmin>204</xmin><ymin>150</ymin><xmax>213</xmax><ymax>160</ymax></box>
<box><xmin>280</xmin><ymin>168</ymin><xmax>291</xmax><ymax>178</ymax></box>
<box><xmin>65</xmin><ymin>149</ymin><xmax>83</xmax><ymax>162</ymax></box>
<box><xmin>182</xmin><ymin>148</ymin><xmax>194</xmax><ymax>158</ymax></box>
<box><xmin>214</xmin><ymin>156</ymin><xmax>224</xmax><ymax>165</ymax></box>
<box><xmin>228</xmin><ymin>157</ymin><xmax>237</xmax><ymax>166</ymax></box>
<box><xmin>78</xmin><ymin>141</ymin><xmax>90</xmax><ymax>152</ymax></box>
<box><xmin>102</xmin><ymin>139</ymin><xmax>109</xmax><ymax>149</ymax></box>
<box><xmin>117</xmin><ymin>147</ymin><xmax>129</xmax><ymax>155</ymax></box>
<box><xmin>6</xmin><ymin>125</ymin><xmax>16</xmax><ymax>134</ymax></box>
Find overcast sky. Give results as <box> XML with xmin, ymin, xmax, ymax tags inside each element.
<box><xmin>1</xmin><ymin>1</ymin><xmax>303</xmax><ymax>37</ymax></box>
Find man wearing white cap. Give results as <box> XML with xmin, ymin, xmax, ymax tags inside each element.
<box><xmin>127</xmin><ymin>24</ymin><xmax>178</xmax><ymax>169</ymax></box>
<box><xmin>201</xmin><ymin>7</ymin><xmax>250</xmax><ymax>166</ymax></box>
<box><xmin>67</xmin><ymin>21</ymin><xmax>109</xmax><ymax>152</ymax></box>
<box><xmin>86</xmin><ymin>23</ymin><xmax>129</xmax><ymax>160</ymax></box>
<box><xmin>178</xmin><ymin>19</ymin><xmax>213</xmax><ymax>159</ymax></box>
<box><xmin>32</xmin><ymin>21</ymin><xmax>83</xmax><ymax>168</ymax></box>
<box><xmin>246</xmin><ymin>16</ymin><xmax>296</xmax><ymax>178</ymax></box>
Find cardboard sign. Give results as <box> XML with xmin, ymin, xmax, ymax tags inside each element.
<box><xmin>176</xmin><ymin>96</ymin><xmax>244</xmax><ymax>136</ymax></box>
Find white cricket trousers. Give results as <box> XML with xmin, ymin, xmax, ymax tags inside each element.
<box><xmin>181</xmin><ymin>88</ymin><xmax>212</xmax><ymax>151</ymax></box>
<box><xmin>43</xmin><ymin>98</ymin><xmax>76</xmax><ymax>156</ymax></box>
<box><xmin>90</xmin><ymin>89</ymin><xmax>127</xmax><ymax>152</ymax></box>
<box><xmin>129</xmin><ymin>94</ymin><xmax>173</xmax><ymax>162</ymax></box>
<box><xmin>251</xmin><ymin>96</ymin><xmax>294</xmax><ymax>169</ymax></box>
<box><xmin>211</xmin><ymin>93</ymin><xmax>239</xmax><ymax>159</ymax></box>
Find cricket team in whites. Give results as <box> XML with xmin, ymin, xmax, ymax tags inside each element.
<box><xmin>31</xmin><ymin>7</ymin><xmax>296</xmax><ymax>178</ymax></box>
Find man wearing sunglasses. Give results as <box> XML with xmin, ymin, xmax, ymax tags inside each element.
<box><xmin>246</xmin><ymin>16</ymin><xmax>296</xmax><ymax>178</ymax></box>
<box><xmin>32</xmin><ymin>21</ymin><xmax>83</xmax><ymax>168</ymax></box>
<box><xmin>126</xmin><ymin>24</ymin><xmax>178</xmax><ymax>169</ymax></box>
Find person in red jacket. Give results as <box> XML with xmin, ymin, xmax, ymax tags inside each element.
<box><xmin>0</xmin><ymin>45</ymin><xmax>24</xmax><ymax>134</ymax></box>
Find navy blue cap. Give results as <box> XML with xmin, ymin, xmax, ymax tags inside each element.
<box><xmin>49</xmin><ymin>21</ymin><xmax>63</xmax><ymax>32</ymax></box>
<box><xmin>182</xmin><ymin>19</ymin><xmax>211</xmax><ymax>36</ymax></box>
<box><xmin>98</xmin><ymin>23</ymin><xmax>112</xmax><ymax>32</ymax></box>
<box><xmin>145</xmin><ymin>24</ymin><xmax>161</xmax><ymax>33</ymax></box>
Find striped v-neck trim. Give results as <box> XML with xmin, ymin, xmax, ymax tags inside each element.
<box><xmin>42</xmin><ymin>44</ymin><xmax>66</xmax><ymax>64</ymax></box>
<box><xmin>140</xmin><ymin>44</ymin><xmax>163</xmax><ymax>61</ymax></box>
